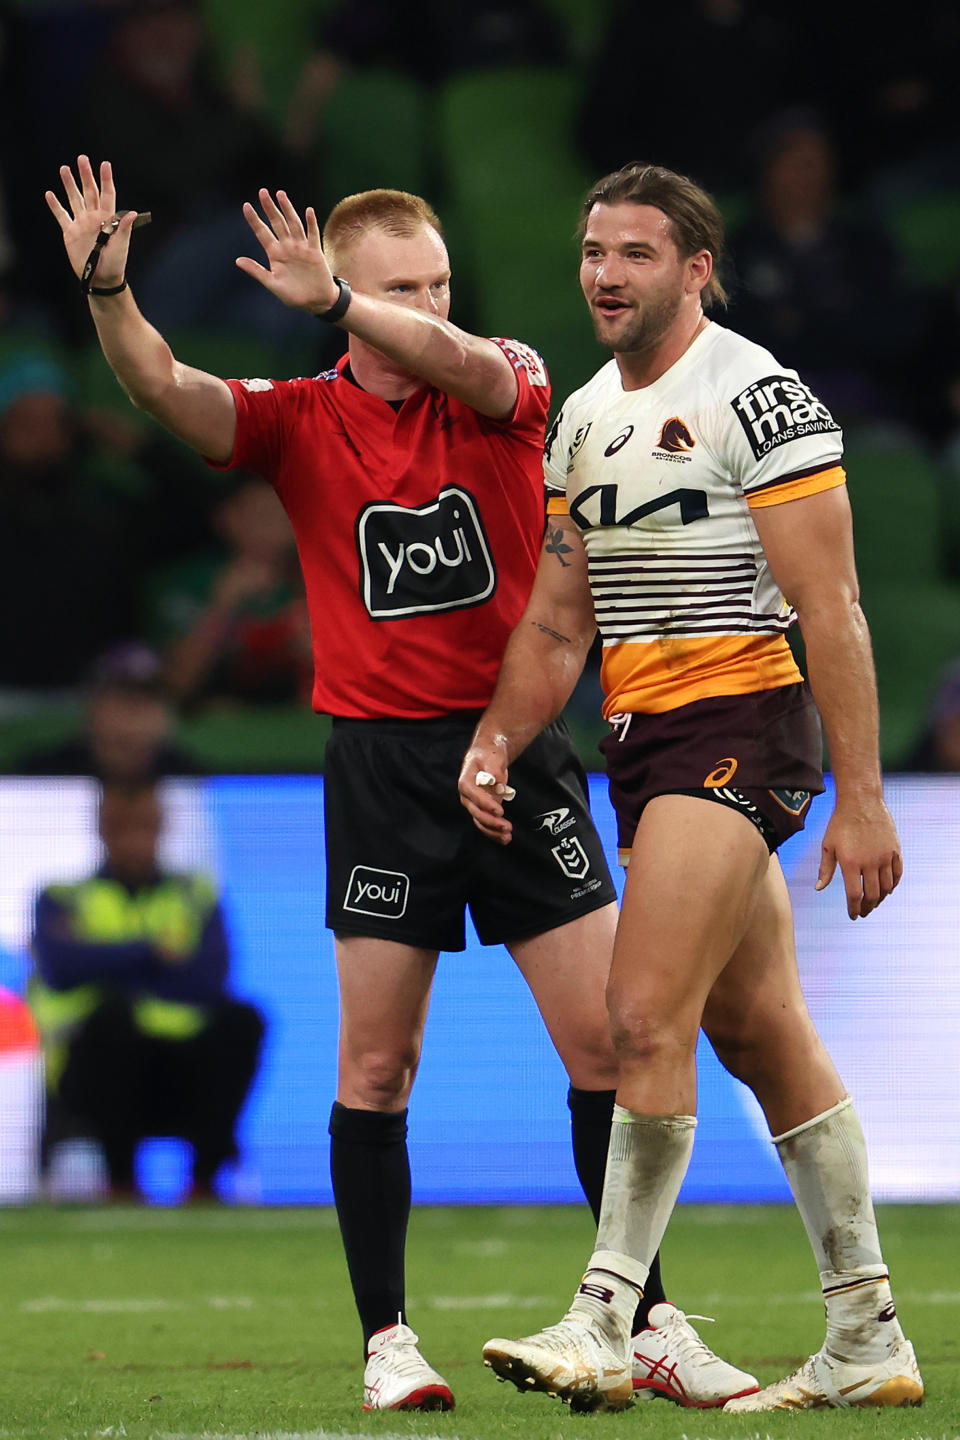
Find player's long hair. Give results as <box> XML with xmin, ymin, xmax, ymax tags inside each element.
<box><xmin>580</xmin><ymin>163</ymin><xmax>728</xmax><ymax>309</ymax></box>
<box><xmin>323</xmin><ymin>189</ymin><xmax>444</xmax><ymax>271</ymax></box>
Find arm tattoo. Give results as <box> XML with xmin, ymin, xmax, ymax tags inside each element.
<box><xmin>544</xmin><ymin>524</ymin><xmax>574</xmax><ymax>566</ymax></box>
<box><xmin>531</xmin><ymin>620</ymin><xmax>571</xmax><ymax>644</ymax></box>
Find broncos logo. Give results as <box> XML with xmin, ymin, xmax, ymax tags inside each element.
<box><xmin>655</xmin><ymin>417</ymin><xmax>695</xmax><ymax>453</ymax></box>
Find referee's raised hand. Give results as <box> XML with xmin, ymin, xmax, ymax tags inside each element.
<box><xmin>237</xmin><ymin>188</ymin><xmax>340</xmax><ymax>315</ymax></box>
<box><xmin>45</xmin><ymin>155</ymin><xmax>136</xmax><ymax>290</ymax></box>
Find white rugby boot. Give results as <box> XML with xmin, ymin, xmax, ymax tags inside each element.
<box><xmin>723</xmin><ymin>1337</ymin><xmax>923</xmax><ymax>1412</ymax></box>
<box><xmin>362</xmin><ymin>1321</ymin><xmax>454</xmax><ymax>1411</ymax></box>
<box><xmin>631</xmin><ymin>1302</ymin><xmax>759</xmax><ymax>1408</ymax></box>
<box><xmin>483</xmin><ymin>1315</ymin><xmax>634</xmax><ymax>1412</ymax></box>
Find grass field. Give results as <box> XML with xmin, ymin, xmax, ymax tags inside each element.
<box><xmin>1</xmin><ymin>1202</ymin><xmax>956</xmax><ymax>1440</ymax></box>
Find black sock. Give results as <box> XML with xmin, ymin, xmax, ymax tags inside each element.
<box><xmin>567</xmin><ymin>1084</ymin><xmax>615</xmax><ymax>1222</ymax></box>
<box><xmin>567</xmin><ymin>1085</ymin><xmax>668</xmax><ymax>1333</ymax></box>
<box><xmin>329</xmin><ymin>1101</ymin><xmax>410</xmax><ymax>1351</ymax></box>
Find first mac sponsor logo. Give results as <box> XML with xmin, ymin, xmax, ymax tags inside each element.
<box><xmin>357</xmin><ymin>485</ymin><xmax>496</xmax><ymax>619</ymax></box>
<box><xmin>344</xmin><ymin>866</ymin><xmax>410</xmax><ymax>920</ymax></box>
<box><xmin>732</xmin><ymin>374</ymin><xmax>839</xmax><ymax>459</ymax></box>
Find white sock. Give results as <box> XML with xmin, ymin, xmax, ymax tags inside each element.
<box><xmin>774</xmin><ymin>1096</ymin><xmax>904</xmax><ymax>1362</ymax></box>
<box><xmin>568</xmin><ymin>1108</ymin><xmax>696</xmax><ymax>1349</ymax></box>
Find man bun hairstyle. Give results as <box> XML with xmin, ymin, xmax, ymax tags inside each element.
<box><xmin>322</xmin><ymin>189</ymin><xmax>444</xmax><ymax>272</ymax></box>
<box><xmin>580</xmin><ymin>163</ymin><xmax>728</xmax><ymax>309</ymax></box>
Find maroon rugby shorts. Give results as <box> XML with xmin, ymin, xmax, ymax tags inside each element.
<box><xmin>599</xmin><ymin>681</ymin><xmax>824</xmax><ymax>857</ymax></box>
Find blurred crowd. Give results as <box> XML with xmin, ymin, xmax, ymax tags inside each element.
<box><xmin>1</xmin><ymin>0</ymin><xmax>960</xmax><ymax>770</ymax></box>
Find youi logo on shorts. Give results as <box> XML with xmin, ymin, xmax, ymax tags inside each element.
<box><xmin>731</xmin><ymin>374</ymin><xmax>840</xmax><ymax>459</ymax></box>
<box><xmin>357</xmin><ymin>486</ymin><xmax>496</xmax><ymax>619</ymax></box>
<box><xmin>343</xmin><ymin>866</ymin><xmax>410</xmax><ymax>919</ymax></box>
<box><xmin>536</xmin><ymin>807</ymin><xmax>576</xmax><ymax>835</ymax></box>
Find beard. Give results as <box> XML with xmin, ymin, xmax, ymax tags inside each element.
<box><xmin>592</xmin><ymin>285</ymin><xmax>684</xmax><ymax>354</ymax></box>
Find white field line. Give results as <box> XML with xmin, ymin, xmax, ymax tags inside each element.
<box><xmin>8</xmin><ymin>1287</ymin><xmax>960</xmax><ymax>1315</ymax></box>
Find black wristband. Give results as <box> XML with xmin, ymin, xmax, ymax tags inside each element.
<box><xmin>88</xmin><ymin>280</ymin><xmax>128</xmax><ymax>296</ymax></box>
<box><xmin>79</xmin><ymin>210</ymin><xmax>151</xmax><ymax>296</ymax></box>
<box><xmin>317</xmin><ymin>275</ymin><xmax>351</xmax><ymax>322</ymax></box>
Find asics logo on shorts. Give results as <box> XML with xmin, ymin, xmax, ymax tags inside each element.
<box><xmin>704</xmin><ymin>756</ymin><xmax>739</xmax><ymax>786</ymax></box>
<box><xmin>357</xmin><ymin>486</ymin><xmax>496</xmax><ymax>619</ymax></box>
<box><xmin>344</xmin><ymin>866</ymin><xmax>410</xmax><ymax>919</ymax></box>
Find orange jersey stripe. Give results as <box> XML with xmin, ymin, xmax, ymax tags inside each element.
<box><xmin>601</xmin><ymin>632</ymin><xmax>802</xmax><ymax>716</ymax></box>
<box><xmin>747</xmin><ymin>465</ymin><xmax>846</xmax><ymax>509</ymax></box>
<box><xmin>546</xmin><ymin>495</ymin><xmax>570</xmax><ymax>515</ymax></box>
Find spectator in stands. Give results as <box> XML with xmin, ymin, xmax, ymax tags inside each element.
<box><xmin>900</xmin><ymin>660</ymin><xmax>960</xmax><ymax>772</ymax></box>
<box><xmin>728</xmin><ymin>110</ymin><xmax>923</xmax><ymax>425</ymax></box>
<box><xmin>0</xmin><ymin>354</ymin><xmax>133</xmax><ymax>688</ymax></box>
<box><xmin>152</xmin><ymin>476</ymin><xmax>312</xmax><ymax>711</ymax></box>
<box><xmin>30</xmin><ymin>780</ymin><xmax>264</xmax><ymax>1201</ymax></box>
<box><xmin>18</xmin><ymin>643</ymin><xmax>203</xmax><ymax>780</ymax></box>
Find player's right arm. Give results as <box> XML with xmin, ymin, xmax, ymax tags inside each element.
<box><xmin>45</xmin><ymin>156</ymin><xmax>237</xmax><ymax>463</ymax></box>
<box><xmin>458</xmin><ymin>512</ymin><xmax>596</xmax><ymax>843</ymax></box>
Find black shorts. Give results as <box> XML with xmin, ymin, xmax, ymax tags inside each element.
<box><xmin>599</xmin><ymin>682</ymin><xmax>825</xmax><ymax>856</ymax></box>
<box><xmin>323</xmin><ymin>713</ymin><xmax>616</xmax><ymax>951</ymax></box>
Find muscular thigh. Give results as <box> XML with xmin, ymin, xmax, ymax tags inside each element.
<box><xmin>609</xmin><ymin>793</ymin><xmax>771</xmax><ymax>1035</ymax></box>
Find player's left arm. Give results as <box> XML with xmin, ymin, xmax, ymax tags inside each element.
<box><xmin>237</xmin><ymin>189</ymin><xmax>518</xmax><ymax>418</ymax></box>
<box><xmin>752</xmin><ymin>485</ymin><xmax>902</xmax><ymax>919</ymax></box>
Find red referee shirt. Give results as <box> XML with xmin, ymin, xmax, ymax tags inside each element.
<box><xmin>213</xmin><ymin>339</ymin><xmax>550</xmax><ymax>719</ymax></box>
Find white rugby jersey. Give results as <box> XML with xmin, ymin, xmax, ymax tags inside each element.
<box><xmin>544</xmin><ymin>321</ymin><xmax>846</xmax><ymax>715</ymax></box>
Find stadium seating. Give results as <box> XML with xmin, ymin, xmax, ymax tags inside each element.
<box><xmin>438</xmin><ymin>67</ymin><xmax>598</xmax><ymax>406</ymax></box>
<box><xmin>845</xmin><ymin>436</ymin><xmax>943</xmax><ymax>584</ymax></box>
<box><xmin>884</xmin><ymin>191</ymin><xmax>960</xmax><ymax>287</ymax></box>
<box><xmin>845</xmin><ymin>434</ymin><xmax>960</xmax><ymax>759</ymax></box>
<box><xmin>319</xmin><ymin>69</ymin><xmax>429</xmax><ymax>213</ymax></box>
<box><xmin>541</xmin><ymin>0</ymin><xmax>615</xmax><ymax>61</ymax></box>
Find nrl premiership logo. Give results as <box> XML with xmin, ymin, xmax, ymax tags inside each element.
<box><xmin>551</xmin><ymin>836</ymin><xmax>591</xmax><ymax>881</ymax></box>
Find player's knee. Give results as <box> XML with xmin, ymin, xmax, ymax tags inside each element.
<box><xmin>562</xmin><ymin>1022</ymin><xmax>619</xmax><ymax>1089</ymax></box>
<box><xmin>607</xmin><ymin>1002</ymin><xmax>694</xmax><ymax>1069</ymax></box>
<box><xmin>344</xmin><ymin>1047</ymin><xmax>418</xmax><ymax>1109</ymax></box>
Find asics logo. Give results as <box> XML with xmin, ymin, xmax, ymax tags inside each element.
<box><xmin>604</xmin><ymin>425</ymin><xmax>634</xmax><ymax>457</ymax></box>
<box><xmin>704</xmin><ymin>757</ymin><xmax>738</xmax><ymax>787</ymax></box>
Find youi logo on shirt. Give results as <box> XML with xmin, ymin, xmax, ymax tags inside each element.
<box><xmin>357</xmin><ymin>486</ymin><xmax>496</xmax><ymax>618</ymax></box>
